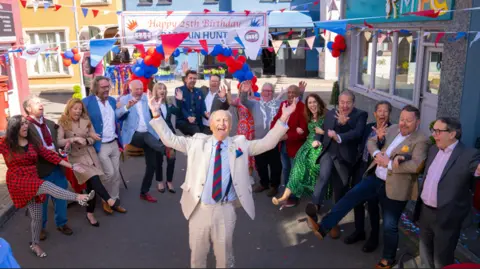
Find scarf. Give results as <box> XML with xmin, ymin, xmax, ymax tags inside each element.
<box><xmin>259</xmin><ymin>99</ymin><xmax>280</xmax><ymax>129</ymax></box>
<box><xmin>26</xmin><ymin>116</ymin><xmax>53</xmax><ymax>147</ymax></box>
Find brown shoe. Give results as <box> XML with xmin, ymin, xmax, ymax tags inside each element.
<box><xmin>266</xmin><ymin>187</ymin><xmax>278</xmax><ymax>197</ymax></box>
<box><xmin>102</xmin><ymin>200</ymin><xmax>114</xmax><ymax>215</ymax></box>
<box><xmin>253</xmin><ymin>185</ymin><xmax>267</xmax><ymax>193</ymax></box>
<box><xmin>39</xmin><ymin>229</ymin><xmax>47</xmax><ymax>241</ymax></box>
<box><xmin>57</xmin><ymin>224</ymin><xmax>73</xmax><ymax>236</ymax></box>
<box><xmin>113</xmin><ymin>205</ymin><xmax>127</xmax><ymax>213</ymax></box>
<box><xmin>330</xmin><ymin>225</ymin><xmax>341</xmax><ymax>239</ymax></box>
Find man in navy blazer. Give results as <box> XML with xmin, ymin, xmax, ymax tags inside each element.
<box><xmin>175</xmin><ymin>70</ymin><xmax>208</xmax><ymax>136</ymax></box>
<box><xmin>83</xmin><ymin>76</ymin><xmax>127</xmax><ymax>214</ymax></box>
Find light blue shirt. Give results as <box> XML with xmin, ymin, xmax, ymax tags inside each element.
<box><xmin>201</xmin><ymin>138</ymin><xmax>237</xmax><ymax>204</ymax></box>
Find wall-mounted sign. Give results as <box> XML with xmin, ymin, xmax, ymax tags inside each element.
<box><xmin>345</xmin><ymin>0</ymin><xmax>454</xmax><ymax>23</ymax></box>
<box><xmin>0</xmin><ymin>4</ymin><xmax>16</xmax><ymax>43</ymax></box>
<box><xmin>119</xmin><ymin>11</ymin><xmax>268</xmax><ymax>48</ymax></box>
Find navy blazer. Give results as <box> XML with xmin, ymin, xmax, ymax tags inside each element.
<box><xmin>175</xmin><ymin>85</ymin><xmax>206</xmax><ymax>126</ymax></box>
<box><xmin>83</xmin><ymin>95</ymin><xmax>124</xmax><ymax>152</ymax></box>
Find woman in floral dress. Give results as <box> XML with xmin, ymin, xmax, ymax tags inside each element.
<box><xmin>272</xmin><ymin>94</ymin><xmax>327</xmax><ymax>205</ymax></box>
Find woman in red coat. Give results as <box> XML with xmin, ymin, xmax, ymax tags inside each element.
<box><xmin>0</xmin><ymin>115</ymin><xmax>94</xmax><ymax>258</ymax></box>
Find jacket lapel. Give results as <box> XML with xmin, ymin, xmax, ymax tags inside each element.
<box><xmin>204</xmin><ymin>137</ymin><xmax>214</xmax><ymax>179</ymax></box>
<box><xmin>226</xmin><ymin>137</ymin><xmax>236</xmax><ymax>178</ymax></box>
<box><xmin>383</xmin><ymin>128</ymin><xmax>400</xmax><ymax>152</ymax></box>
<box><xmin>439</xmin><ymin>143</ymin><xmax>464</xmax><ymax>182</ymax></box>
<box><xmin>390</xmin><ymin>132</ymin><xmax>416</xmax><ymax>156</ymax></box>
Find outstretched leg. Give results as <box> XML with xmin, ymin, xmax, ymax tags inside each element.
<box><xmin>272</xmin><ymin>188</ymin><xmax>292</xmax><ymax>205</ymax></box>
<box><xmin>37</xmin><ymin>181</ymin><xmax>93</xmax><ymax>205</ymax></box>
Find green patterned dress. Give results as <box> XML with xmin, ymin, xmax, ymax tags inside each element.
<box><xmin>286</xmin><ymin>118</ymin><xmax>324</xmax><ymax>198</ymax></box>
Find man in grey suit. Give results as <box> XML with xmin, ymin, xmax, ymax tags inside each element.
<box><xmin>413</xmin><ymin>117</ymin><xmax>480</xmax><ymax>268</ymax></box>
<box><xmin>200</xmin><ymin>74</ymin><xmax>230</xmax><ymax>134</ymax></box>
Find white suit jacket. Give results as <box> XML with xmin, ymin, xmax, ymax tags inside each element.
<box><xmin>150</xmin><ymin>116</ymin><xmax>289</xmax><ymax>221</ymax></box>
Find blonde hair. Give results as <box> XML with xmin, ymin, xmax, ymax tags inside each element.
<box><xmin>150</xmin><ymin>82</ymin><xmax>169</xmax><ymax>104</ymax></box>
<box><xmin>58</xmin><ymin>98</ymin><xmax>92</xmax><ymax>131</ymax></box>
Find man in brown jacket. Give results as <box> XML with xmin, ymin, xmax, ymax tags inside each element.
<box><xmin>306</xmin><ymin>105</ymin><xmax>430</xmax><ymax>269</ymax></box>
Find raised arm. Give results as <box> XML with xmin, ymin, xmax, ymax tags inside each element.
<box><xmin>338</xmin><ymin>111</ymin><xmax>368</xmax><ymax>143</ymax></box>
<box><xmin>391</xmin><ymin>136</ymin><xmax>429</xmax><ymax>174</ymax></box>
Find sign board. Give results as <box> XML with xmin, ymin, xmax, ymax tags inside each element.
<box><xmin>345</xmin><ymin>0</ymin><xmax>454</xmax><ymax>23</ymax></box>
<box><xmin>0</xmin><ymin>4</ymin><xmax>16</xmax><ymax>43</ymax></box>
<box><xmin>119</xmin><ymin>11</ymin><xmax>268</xmax><ymax>48</ymax></box>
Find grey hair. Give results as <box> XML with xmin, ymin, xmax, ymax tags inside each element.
<box><xmin>339</xmin><ymin>90</ymin><xmax>356</xmax><ymax>103</ymax></box>
<box><xmin>209</xmin><ymin>109</ymin><xmax>233</xmax><ymax>125</ymax></box>
<box><xmin>129</xmin><ymin>79</ymin><xmax>143</xmax><ymax>89</ymax></box>
<box><xmin>22</xmin><ymin>95</ymin><xmax>40</xmax><ymax>115</ymax></box>
<box><xmin>262</xmin><ymin>82</ymin><xmax>275</xmax><ymax>93</ymax></box>
<box><xmin>90</xmin><ymin>76</ymin><xmax>111</xmax><ymax>96</ymax></box>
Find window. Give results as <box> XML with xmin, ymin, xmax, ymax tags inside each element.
<box><xmin>26</xmin><ymin>30</ymin><xmax>70</xmax><ymax>77</ymax></box>
<box><xmin>203</xmin><ymin>0</ymin><xmax>218</xmax><ymax>3</ymax></box>
<box><xmin>27</xmin><ymin>0</ymin><xmax>52</xmax><ymax>7</ymax></box>
<box><xmin>80</xmin><ymin>0</ymin><xmax>109</xmax><ymax>5</ymax></box>
<box><xmin>352</xmin><ymin>30</ymin><xmax>419</xmax><ymax>102</ymax></box>
<box><xmin>156</xmin><ymin>0</ymin><xmax>172</xmax><ymax>4</ymax></box>
<box><xmin>138</xmin><ymin>0</ymin><xmax>153</xmax><ymax>5</ymax></box>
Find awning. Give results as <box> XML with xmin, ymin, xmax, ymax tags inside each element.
<box><xmin>78</xmin><ymin>25</ymin><xmax>119</xmax><ymax>51</ymax></box>
<box><xmin>313</xmin><ymin>20</ymin><xmax>348</xmax><ymax>35</ymax></box>
<box><xmin>268</xmin><ymin>11</ymin><xmax>314</xmax><ymax>28</ymax></box>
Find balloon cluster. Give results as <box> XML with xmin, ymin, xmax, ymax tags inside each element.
<box><xmin>130</xmin><ymin>45</ymin><xmax>182</xmax><ymax>91</ymax></box>
<box><xmin>61</xmin><ymin>48</ymin><xmax>81</xmax><ymax>67</ymax></box>
<box><xmin>327</xmin><ymin>35</ymin><xmax>347</xmax><ymax>58</ymax></box>
<box><xmin>209</xmin><ymin>44</ymin><xmax>259</xmax><ymax>93</ymax></box>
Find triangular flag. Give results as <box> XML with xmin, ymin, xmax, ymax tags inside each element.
<box><xmin>45</xmin><ymin>52</ymin><xmax>50</xmax><ymax>58</ymax></box>
<box><xmin>116</xmin><ymin>11</ymin><xmax>122</xmax><ymax>15</ymax></box>
<box><xmin>288</xmin><ymin>40</ymin><xmax>300</xmax><ymax>54</ymax></box>
<box><xmin>228</xmin><ymin>10</ymin><xmax>235</xmax><ymax>14</ymax></box>
<box><xmin>92</xmin><ymin>9</ymin><xmax>99</xmax><ymax>18</ymax></box>
<box><xmin>272</xmin><ymin>40</ymin><xmax>283</xmax><ymax>54</ymax></box>
<box><xmin>313</xmin><ymin>1</ymin><xmax>320</xmax><ymax>5</ymax></box>
<box><xmin>244</xmin><ymin>10</ymin><xmax>251</xmax><ymax>16</ymax></box>
<box><xmin>20</xmin><ymin>0</ymin><xmax>26</xmax><ymax>8</ymax></box>
<box><xmin>103</xmin><ymin>10</ymin><xmax>111</xmax><ymax>15</ymax></box>
<box><xmin>54</xmin><ymin>4</ymin><xmax>61</xmax><ymax>11</ymax></box>
<box><xmin>111</xmin><ymin>46</ymin><xmax>121</xmax><ymax>54</ymax></box>
<box><xmin>82</xmin><ymin>8</ymin><xmax>88</xmax><ymax>18</ymax></box>
<box><xmin>199</xmin><ymin>39</ymin><xmax>209</xmax><ymax>54</ymax></box>
<box><xmin>89</xmin><ymin>39</ymin><xmax>117</xmax><ymax>67</ymax></box>
<box><xmin>280</xmin><ymin>8</ymin><xmax>286</xmax><ymax>12</ymax></box>
<box><xmin>470</xmin><ymin>33</ymin><xmax>480</xmax><ymax>47</ymax></box>
<box><xmin>166</xmin><ymin>10</ymin><xmax>173</xmax><ymax>17</ymax></box>
<box><xmin>33</xmin><ymin>1</ymin><xmax>39</xmax><ymax>12</ymax></box>
<box><xmin>236</xmin><ymin>27</ymin><xmax>265</xmax><ymax>60</ymax></box>
<box><xmin>127</xmin><ymin>47</ymin><xmax>134</xmax><ymax>58</ymax></box>
<box><xmin>329</xmin><ymin>0</ymin><xmax>338</xmax><ymax>11</ymax></box>
<box><xmin>403</xmin><ymin>9</ymin><xmax>442</xmax><ymax>18</ymax></box>
<box><xmin>364</xmin><ymin>20</ymin><xmax>374</xmax><ymax>29</ymax></box>
<box><xmin>434</xmin><ymin>32</ymin><xmax>445</xmax><ymax>48</ymax></box>
<box><xmin>449</xmin><ymin>32</ymin><xmax>466</xmax><ymax>42</ymax></box>
<box><xmin>21</xmin><ymin>44</ymin><xmax>49</xmax><ymax>60</ymax></box>
<box><xmin>44</xmin><ymin>2</ymin><xmax>50</xmax><ymax>11</ymax></box>
<box><xmin>266</xmin><ymin>10</ymin><xmax>273</xmax><ymax>15</ymax></box>
<box><xmin>203</xmin><ymin>9</ymin><xmax>211</xmax><ymax>14</ymax></box>
<box><xmin>160</xmin><ymin>32</ymin><xmax>189</xmax><ymax>60</ymax></box>
<box><xmin>316</xmin><ymin>47</ymin><xmax>324</xmax><ymax>53</ymax></box>
<box><xmin>134</xmin><ymin>44</ymin><xmax>146</xmax><ymax>57</ymax></box>
<box><xmin>305</xmin><ymin>36</ymin><xmax>315</xmax><ymax>49</ymax></box>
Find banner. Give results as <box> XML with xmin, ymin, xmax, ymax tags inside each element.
<box><xmin>21</xmin><ymin>44</ymin><xmax>48</xmax><ymax>60</ymax></box>
<box><xmin>236</xmin><ymin>27</ymin><xmax>266</xmax><ymax>60</ymax></box>
<box><xmin>120</xmin><ymin>11</ymin><xmax>268</xmax><ymax>48</ymax></box>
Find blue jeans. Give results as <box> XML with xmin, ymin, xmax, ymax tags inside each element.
<box><xmin>320</xmin><ymin>175</ymin><xmax>407</xmax><ymax>262</ymax></box>
<box><xmin>42</xmin><ymin>166</ymin><xmax>68</xmax><ymax>228</ymax></box>
<box><xmin>280</xmin><ymin>142</ymin><xmax>296</xmax><ymax>200</ymax></box>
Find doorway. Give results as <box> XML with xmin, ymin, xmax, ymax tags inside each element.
<box><xmin>419</xmin><ymin>46</ymin><xmax>443</xmax><ymax>135</ymax></box>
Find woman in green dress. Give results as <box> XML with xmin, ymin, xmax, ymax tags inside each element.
<box><xmin>273</xmin><ymin>93</ymin><xmax>327</xmax><ymax>206</ymax></box>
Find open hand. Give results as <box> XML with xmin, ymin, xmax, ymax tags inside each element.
<box><xmin>218</xmin><ymin>85</ymin><xmax>227</xmax><ymax>99</ymax></box>
<box><xmin>335</xmin><ymin>110</ymin><xmax>350</xmax><ymax>125</ymax></box>
<box><xmin>299</xmin><ymin>81</ymin><xmax>307</xmax><ymax>92</ymax></box>
<box><xmin>296</xmin><ymin>127</ymin><xmax>304</xmax><ymax>135</ymax></box>
<box><xmin>240</xmin><ymin>81</ymin><xmax>252</xmax><ymax>93</ymax></box>
<box><xmin>147</xmin><ymin>91</ymin><xmax>161</xmax><ymax>115</ymax></box>
<box><xmin>224</xmin><ymin>79</ymin><xmax>232</xmax><ymax>90</ymax></box>
<box><xmin>175</xmin><ymin>88</ymin><xmax>183</xmax><ymax>101</ymax></box>
<box><xmin>373</xmin><ymin>122</ymin><xmax>387</xmax><ymax>140</ymax></box>
<box><xmin>126</xmin><ymin>99</ymin><xmax>138</xmax><ymax>109</ymax></box>
<box><xmin>282</xmin><ymin>97</ymin><xmax>298</xmax><ymax>117</ymax></box>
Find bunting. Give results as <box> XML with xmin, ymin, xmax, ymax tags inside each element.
<box><xmin>236</xmin><ymin>27</ymin><xmax>265</xmax><ymax>60</ymax></box>
<box><xmin>92</xmin><ymin>9</ymin><xmax>99</xmax><ymax>18</ymax></box>
<box><xmin>272</xmin><ymin>40</ymin><xmax>283</xmax><ymax>54</ymax></box>
<box><xmin>54</xmin><ymin>4</ymin><xmax>62</xmax><ymax>11</ymax></box>
<box><xmin>288</xmin><ymin>40</ymin><xmax>300</xmax><ymax>54</ymax></box>
<box><xmin>470</xmin><ymin>33</ymin><xmax>480</xmax><ymax>47</ymax></box>
<box><xmin>81</xmin><ymin>8</ymin><xmax>88</xmax><ymax>17</ymax></box>
<box><xmin>305</xmin><ymin>36</ymin><xmax>316</xmax><ymax>49</ymax></box>
<box><xmin>160</xmin><ymin>32</ymin><xmax>190</xmax><ymax>60</ymax></box>
<box><xmin>90</xmin><ymin>39</ymin><xmax>117</xmax><ymax>67</ymax></box>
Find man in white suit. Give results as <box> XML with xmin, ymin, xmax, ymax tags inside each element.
<box><xmin>148</xmin><ymin>88</ymin><xmax>296</xmax><ymax>268</ymax></box>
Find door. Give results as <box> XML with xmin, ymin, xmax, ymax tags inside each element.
<box><xmin>419</xmin><ymin>47</ymin><xmax>443</xmax><ymax>135</ymax></box>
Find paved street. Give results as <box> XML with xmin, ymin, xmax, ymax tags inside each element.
<box><xmin>0</xmin><ymin>154</ymin><xmax>414</xmax><ymax>268</ymax></box>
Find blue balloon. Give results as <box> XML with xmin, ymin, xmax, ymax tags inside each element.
<box><xmin>200</xmin><ymin>49</ymin><xmax>208</xmax><ymax>56</ymax></box>
<box><xmin>223</xmin><ymin>48</ymin><xmax>232</xmax><ymax>57</ymax></box>
<box><xmin>133</xmin><ymin>65</ymin><xmax>145</xmax><ymax>77</ymax></box>
<box><xmin>71</xmin><ymin>59</ymin><xmax>78</xmax><ymax>65</ymax></box>
<box><xmin>64</xmin><ymin>51</ymin><xmax>74</xmax><ymax>59</ymax></box>
<box><xmin>233</xmin><ymin>70</ymin><xmax>245</xmax><ymax>81</ymax></box>
<box><xmin>244</xmin><ymin>71</ymin><xmax>254</xmax><ymax>81</ymax></box>
<box><xmin>156</xmin><ymin>45</ymin><xmax>164</xmax><ymax>55</ymax></box>
<box><xmin>253</xmin><ymin>92</ymin><xmax>260</xmax><ymax>98</ymax></box>
<box><xmin>172</xmin><ymin>49</ymin><xmax>180</xmax><ymax>57</ymax></box>
<box><xmin>210</xmin><ymin>50</ymin><xmax>219</xmax><ymax>57</ymax></box>
<box><xmin>136</xmin><ymin>58</ymin><xmax>144</xmax><ymax>66</ymax></box>
<box><xmin>242</xmin><ymin>63</ymin><xmax>250</xmax><ymax>72</ymax></box>
<box><xmin>327</xmin><ymin>41</ymin><xmax>334</xmax><ymax>51</ymax></box>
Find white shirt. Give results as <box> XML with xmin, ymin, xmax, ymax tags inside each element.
<box><xmin>33</xmin><ymin>117</ymin><xmax>55</xmax><ymax>151</ymax></box>
<box><xmin>374</xmin><ymin>133</ymin><xmax>410</xmax><ymax>181</ymax></box>
<box><xmin>135</xmin><ymin>100</ymin><xmax>148</xmax><ymax>133</ymax></box>
<box><xmin>203</xmin><ymin>89</ymin><xmax>217</xmax><ymax>126</ymax></box>
<box><xmin>160</xmin><ymin>103</ymin><xmax>167</xmax><ymax>119</ymax></box>
<box><xmin>96</xmin><ymin>96</ymin><xmax>117</xmax><ymax>142</ymax></box>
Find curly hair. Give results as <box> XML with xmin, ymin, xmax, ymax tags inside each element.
<box><xmin>58</xmin><ymin>98</ymin><xmax>92</xmax><ymax>131</ymax></box>
<box><xmin>5</xmin><ymin>115</ymin><xmax>42</xmax><ymax>158</ymax></box>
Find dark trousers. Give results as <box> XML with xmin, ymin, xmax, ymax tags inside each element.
<box><xmin>280</xmin><ymin>142</ymin><xmax>297</xmax><ymax>200</ymax></box>
<box><xmin>351</xmin><ymin>160</ymin><xmax>380</xmax><ymax>237</ymax></box>
<box><xmin>85</xmin><ymin>175</ymin><xmax>112</xmax><ymax>213</ymax></box>
<box><xmin>319</xmin><ymin>175</ymin><xmax>407</xmax><ymax>262</ymax></box>
<box><xmin>130</xmin><ymin>132</ymin><xmax>156</xmax><ymax>195</ymax></box>
<box><xmin>155</xmin><ymin>150</ymin><xmax>176</xmax><ymax>183</ymax></box>
<box><xmin>176</xmin><ymin>121</ymin><xmax>201</xmax><ymax>136</ymax></box>
<box><xmin>419</xmin><ymin>204</ymin><xmax>461</xmax><ymax>268</ymax></box>
<box><xmin>254</xmin><ymin>147</ymin><xmax>282</xmax><ymax>188</ymax></box>
<box><xmin>312</xmin><ymin>151</ymin><xmax>349</xmax><ymax>205</ymax></box>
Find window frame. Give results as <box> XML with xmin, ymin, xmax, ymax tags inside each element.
<box><xmin>80</xmin><ymin>0</ymin><xmax>111</xmax><ymax>6</ymax></box>
<box><xmin>23</xmin><ymin>27</ymin><xmax>72</xmax><ymax>79</ymax></box>
<box><xmin>26</xmin><ymin>0</ymin><xmax>54</xmax><ymax>8</ymax></box>
<box><xmin>349</xmin><ymin>28</ymin><xmax>430</xmax><ymax>109</ymax></box>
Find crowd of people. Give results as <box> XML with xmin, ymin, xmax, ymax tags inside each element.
<box><xmin>0</xmin><ymin>69</ymin><xmax>479</xmax><ymax>269</ymax></box>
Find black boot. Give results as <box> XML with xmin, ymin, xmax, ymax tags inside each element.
<box><xmin>362</xmin><ymin>236</ymin><xmax>379</xmax><ymax>253</ymax></box>
<box><xmin>344</xmin><ymin>230</ymin><xmax>366</xmax><ymax>244</ymax></box>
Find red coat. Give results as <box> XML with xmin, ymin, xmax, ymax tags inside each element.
<box><xmin>271</xmin><ymin>100</ymin><xmax>308</xmax><ymax>158</ymax></box>
<box><xmin>0</xmin><ymin>137</ymin><xmax>63</xmax><ymax>208</ymax></box>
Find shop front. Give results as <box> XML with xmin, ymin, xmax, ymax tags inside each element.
<box><xmin>339</xmin><ymin>0</ymin><xmax>463</xmax><ymax>136</ymax></box>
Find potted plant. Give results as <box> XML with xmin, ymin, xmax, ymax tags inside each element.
<box><xmin>204</xmin><ymin>69</ymin><xmax>211</xmax><ymax>80</ymax></box>
<box><xmin>218</xmin><ymin>67</ymin><xmax>226</xmax><ymax>80</ymax></box>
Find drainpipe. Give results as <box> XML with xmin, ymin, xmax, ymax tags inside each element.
<box><xmin>219</xmin><ymin>0</ymin><xmax>232</xmax><ymax>12</ymax></box>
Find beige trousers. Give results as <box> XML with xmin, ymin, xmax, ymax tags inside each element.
<box><xmin>189</xmin><ymin>202</ymin><xmax>237</xmax><ymax>268</ymax></box>
<box><xmin>97</xmin><ymin>142</ymin><xmax>121</xmax><ymax>199</ymax></box>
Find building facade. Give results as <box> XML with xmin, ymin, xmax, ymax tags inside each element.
<box><xmin>124</xmin><ymin>0</ymin><xmax>323</xmax><ymax>78</ymax></box>
<box><xmin>19</xmin><ymin>0</ymin><xmax>122</xmax><ymax>91</ymax></box>
<box><xmin>337</xmin><ymin>0</ymin><xmax>480</xmax><ymax>149</ymax></box>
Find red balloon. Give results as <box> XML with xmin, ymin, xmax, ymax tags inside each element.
<box><xmin>252</xmin><ymin>84</ymin><xmax>259</xmax><ymax>92</ymax></box>
<box><xmin>228</xmin><ymin>66</ymin><xmax>237</xmax><ymax>74</ymax></box>
<box><xmin>226</xmin><ymin>56</ymin><xmax>235</xmax><ymax>67</ymax></box>
<box><xmin>237</xmin><ymin>82</ymin><xmax>241</xmax><ymax>89</ymax></box>
<box><xmin>332</xmin><ymin>42</ymin><xmax>341</xmax><ymax>51</ymax></box>
<box><xmin>337</xmin><ymin>42</ymin><xmax>346</xmax><ymax>51</ymax></box>
<box><xmin>251</xmin><ymin>76</ymin><xmax>257</xmax><ymax>84</ymax></box>
<box><xmin>332</xmin><ymin>49</ymin><xmax>341</xmax><ymax>58</ymax></box>
<box><xmin>237</xmin><ymin>55</ymin><xmax>247</xmax><ymax>64</ymax></box>
<box><xmin>144</xmin><ymin>55</ymin><xmax>154</xmax><ymax>66</ymax></box>
<box><xmin>217</xmin><ymin>54</ymin><xmax>226</xmax><ymax>62</ymax></box>
<box><xmin>71</xmin><ymin>48</ymin><xmax>79</xmax><ymax>54</ymax></box>
<box><xmin>334</xmin><ymin>35</ymin><xmax>346</xmax><ymax>44</ymax></box>
<box><xmin>233</xmin><ymin>60</ymin><xmax>243</xmax><ymax>71</ymax></box>
<box><xmin>147</xmin><ymin>47</ymin><xmax>156</xmax><ymax>56</ymax></box>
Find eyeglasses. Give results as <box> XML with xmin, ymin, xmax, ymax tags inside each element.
<box><xmin>430</xmin><ymin>128</ymin><xmax>450</xmax><ymax>135</ymax></box>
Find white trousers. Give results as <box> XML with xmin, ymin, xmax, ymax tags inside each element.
<box><xmin>97</xmin><ymin>142</ymin><xmax>121</xmax><ymax>199</ymax></box>
<box><xmin>189</xmin><ymin>202</ymin><xmax>237</xmax><ymax>268</ymax></box>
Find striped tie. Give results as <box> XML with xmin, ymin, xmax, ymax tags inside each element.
<box><xmin>212</xmin><ymin>141</ymin><xmax>223</xmax><ymax>202</ymax></box>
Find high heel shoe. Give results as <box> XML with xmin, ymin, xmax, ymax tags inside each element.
<box><xmin>157</xmin><ymin>183</ymin><xmax>165</xmax><ymax>193</ymax></box>
<box><xmin>29</xmin><ymin>243</ymin><xmax>47</xmax><ymax>258</ymax></box>
<box><xmin>86</xmin><ymin>216</ymin><xmax>100</xmax><ymax>227</ymax></box>
<box><xmin>272</xmin><ymin>197</ymin><xmax>286</xmax><ymax>206</ymax></box>
<box><xmin>166</xmin><ymin>183</ymin><xmax>176</xmax><ymax>194</ymax></box>
<box><xmin>78</xmin><ymin>191</ymin><xmax>95</xmax><ymax>207</ymax></box>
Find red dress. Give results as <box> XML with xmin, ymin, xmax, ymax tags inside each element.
<box><xmin>0</xmin><ymin>138</ymin><xmax>62</xmax><ymax>208</ymax></box>
<box><xmin>232</xmin><ymin>97</ymin><xmax>256</xmax><ymax>169</ymax></box>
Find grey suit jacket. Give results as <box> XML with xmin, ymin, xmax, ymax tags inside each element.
<box><xmin>413</xmin><ymin>142</ymin><xmax>480</xmax><ymax>228</ymax></box>
<box><xmin>28</xmin><ymin>118</ymin><xmax>62</xmax><ymax>179</ymax></box>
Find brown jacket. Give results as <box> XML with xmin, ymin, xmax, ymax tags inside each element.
<box><xmin>366</xmin><ymin>124</ymin><xmax>430</xmax><ymax>201</ymax></box>
<box><xmin>57</xmin><ymin>118</ymin><xmax>103</xmax><ymax>184</ymax></box>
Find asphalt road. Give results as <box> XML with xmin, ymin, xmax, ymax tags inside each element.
<box><xmin>0</xmin><ymin>152</ymin><xmax>415</xmax><ymax>268</ymax></box>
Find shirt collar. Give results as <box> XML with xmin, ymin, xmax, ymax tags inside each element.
<box><xmin>212</xmin><ymin>137</ymin><xmax>229</xmax><ymax>148</ymax></box>
<box><xmin>442</xmin><ymin>140</ymin><xmax>459</xmax><ymax>153</ymax></box>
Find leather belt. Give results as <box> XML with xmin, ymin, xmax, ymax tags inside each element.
<box><xmin>102</xmin><ymin>138</ymin><xmax>117</xmax><ymax>144</ymax></box>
